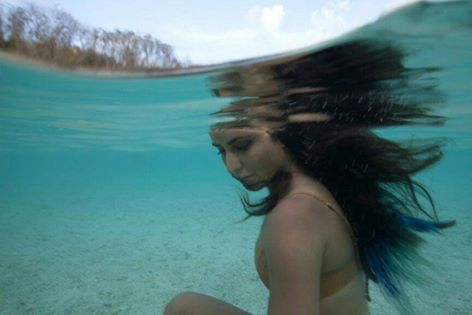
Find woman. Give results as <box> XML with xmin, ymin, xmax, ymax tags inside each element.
<box><xmin>164</xmin><ymin>40</ymin><xmax>455</xmax><ymax>315</ymax></box>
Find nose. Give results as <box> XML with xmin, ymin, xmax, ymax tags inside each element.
<box><xmin>224</xmin><ymin>152</ymin><xmax>243</xmax><ymax>176</ymax></box>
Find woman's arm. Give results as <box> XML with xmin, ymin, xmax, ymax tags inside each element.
<box><xmin>263</xmin><ymin>198</ymin><xmax>329</xmax><ymax>315</ymax></box>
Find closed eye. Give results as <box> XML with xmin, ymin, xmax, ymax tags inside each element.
<box><xmin>233</xmin><ymin>139</ymin><xmax>253</xmax><ymax>152</ymax></box>
<box><xmin>211</xmin><ymin>136</ymin><xmax>253</xmax><ymax>155</ymax></box>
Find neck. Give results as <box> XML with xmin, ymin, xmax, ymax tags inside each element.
<box><xmin>267</xmin><ymin>163</ymin><xmax>332</xmax><ymax>202</ymax></box>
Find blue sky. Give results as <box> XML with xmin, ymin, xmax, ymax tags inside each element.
<box><xmin>3</xmin><ymin>0</ymin><xmax>419</xmax><ymax>64</ymax></box>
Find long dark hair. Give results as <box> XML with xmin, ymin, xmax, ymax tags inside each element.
<box><xmin>211</xmin><ymin>39</ymin><xmax>455</xmax><ymax>313</ymax></box>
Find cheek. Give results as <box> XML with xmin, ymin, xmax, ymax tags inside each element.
<box><xmin>250</xmin><ymin>144</ymin><xmax>285</xmax><ymax>175</ymax></box>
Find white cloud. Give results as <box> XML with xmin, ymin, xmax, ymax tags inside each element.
<box><xmin>171</xmin><ymin>27</ymin><xmax>260</xmax><ymax>64</ymax></box>
<box><xmin>172</xmin><ymin>29</ymin><xmax>257</xmax><ymax>42</ymax></box>
<box><xmin>338</xmin><ymin>0</ymin><xmax>351</xmax><ymax>10</ymax></box>
<box><xmin>260</xmin><ymin>5</ymin><xmax>285</xmax><ymax>33</ymax></box>
<box><xmin>384</xmin><ymin>0</ymin><xmax>421</xmax><ymax>12</ymax></box>
<box><xmin>309</xmin><ymin>0</ymin><xmax>353</xmax><ymax>41</ymax></box>
<box><xmin>171</xmin><ymin>0</ymin><xmax>363</xmax><ymax>64</ymax></box>
<box><xmin>246</xmin><ymin>5</ymin><xmax>262</xmax><ymax>24</ymax></box>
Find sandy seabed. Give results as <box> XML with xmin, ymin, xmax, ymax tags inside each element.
<box><xmin>1</xmin><ymin>152</ymin><xmax>471</xmax><ymax>315</ymax></box>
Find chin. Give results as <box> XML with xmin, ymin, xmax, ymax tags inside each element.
<box><xmin>243</xmin><ymin>182</ymin><xmax>265</xmax><ymax>191</ymax></box>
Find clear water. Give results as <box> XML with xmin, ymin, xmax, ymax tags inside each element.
<box><xmin>1</xmin><ymin>1</ymin><xmax>471</xmax><ymax>314</ymax></box>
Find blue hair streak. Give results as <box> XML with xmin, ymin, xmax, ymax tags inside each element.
<box><xmin>364</xmin><ymin>208</ymin><xmax>455</xmax><ymax>314</ymax></box>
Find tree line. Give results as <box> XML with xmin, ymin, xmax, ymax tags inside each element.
<box><xmin>0</xmin><ymin>3</ymin><xmax>189</xmax><ymax>71</ymax></box>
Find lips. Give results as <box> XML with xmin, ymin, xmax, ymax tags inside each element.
<box><xmin>242</xmin><ymin>180</ymin><xmax>263</xmax><ymax>191</ymax></box>
<box><xmin>233</xmin><ymin>175</ymin><xmax>261</xmax><ymax>189</ymax></box>
<box><xmin>238</xmin><ymin>176</ymin><xmax>254</xmax><ymax>184</ymax></box>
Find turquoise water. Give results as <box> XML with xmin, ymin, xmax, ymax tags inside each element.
<box><xmin>1</xmin><ymin>1</ymin><xmax>471</xmax><ymax>314</ymax></box>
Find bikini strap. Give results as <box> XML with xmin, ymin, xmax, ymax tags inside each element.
<box><xmin>287</xmin><ymin>191</ymin><xmax>372</xmax><ymax>302</ymax></box>
<box><xmin>287</xmin><ymin>192</ymin><xmax>350</xmax><ymax>227</ymax></box>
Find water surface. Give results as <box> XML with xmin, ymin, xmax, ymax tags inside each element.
<box><xmin>1</xmin><ymin>1</ymin><xmax>471</xmax><ymax>314</ymax></box>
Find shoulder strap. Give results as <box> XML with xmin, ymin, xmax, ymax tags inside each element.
<box><xmin>289</xmin><ymin>191</ymin><xmax>371</xmax><ymax>302</ymax></box>
<box><xmin>287</xmin><ymin>191</ymin><xmax>358</xmax><ymax>245</ymax></box>
<box><xmin>288</xmin><ymin>191</ymin><xmax>371</xmax><ymax>301</ymax></box>
<box><xmin>288</xmin><ymin>192</ymin><xmax>347</xmax><ymax>223</ymax></box>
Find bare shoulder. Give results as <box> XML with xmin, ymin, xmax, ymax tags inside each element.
<box><xmin>266</xmin><ymin>194</ymin><xmax>339</xmax><ymax>232</ymax></box>
<box><xmin>261</xmin><ymin>194</ymin><xmax>338</xmax><ymax>249</ymax></box>
<box><xmin>261</xmin><ymin>195</ymin><xmax>334</xmax><ymax>314</ymax></box>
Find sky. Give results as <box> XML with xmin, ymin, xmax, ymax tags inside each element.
<box><xmin>2</xmin><ymin>0</ymin><xmax>421</xmax><ymax>65</ymax></box>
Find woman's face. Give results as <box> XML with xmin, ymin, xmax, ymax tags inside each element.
<box><xmin>210</xmin><ymin>127</ymin><xmax>291</xmax><ymax>191</ymax></box>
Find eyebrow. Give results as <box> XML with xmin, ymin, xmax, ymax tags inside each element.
<box><xmin>212</xmin><ymin>136</ymin><xmax>250</xmax><ymax>148</ymax></box>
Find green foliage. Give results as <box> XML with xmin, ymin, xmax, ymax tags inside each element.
<box><xmin>0</xmin><ymin>3</ymin><xmax>188</xmax><ymax>70</ymax></box>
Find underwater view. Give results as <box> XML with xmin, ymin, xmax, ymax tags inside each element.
<box><xmin>1</xmin><ymin>1</ymin><xmax>471</xmax><ymax>314</ymax></box>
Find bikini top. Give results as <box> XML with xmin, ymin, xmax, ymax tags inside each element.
<box><xmin>286</xmin><ymin>191</ymin><xmax>371</xmax><ymax>301</ymax></box>
<box><xmin>287</xmin><ymin>191</ymin><xmax>351</xmax><ymax>232</ymax></box>
<box><xmin>256</xmin><ymin>192</ymin><xmax>370</xmax><ymax>301</ymax></box>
